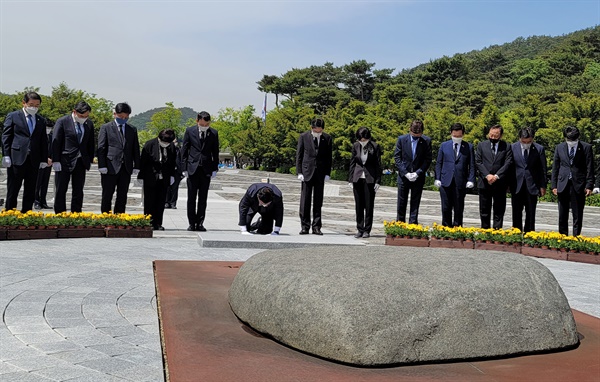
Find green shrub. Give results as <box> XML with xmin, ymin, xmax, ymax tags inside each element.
<box><xmin>330</xmin><ymin>169</ymin><xmax>349</xmax><ymax>181</ymax></box>
<box><xmin>289</xmin><ymin>166</ymin><xmax>297</xmax><ymax>175</ymax></box>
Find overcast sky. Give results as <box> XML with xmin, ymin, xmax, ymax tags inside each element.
<box><xmin>1</xmin><ymin>0</ymin><xmax>599</xmax><ymax>117</ymax></box>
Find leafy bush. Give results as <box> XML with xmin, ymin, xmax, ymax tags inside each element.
<box><xmin>289</xmin><ymin>166</ymin><xmax>297</xmax><ymax>175</ymax></box>
<box><xmin>330</xmin><ymin>169</ymin><xmax>349</xmax><ymax>181</ymax></box>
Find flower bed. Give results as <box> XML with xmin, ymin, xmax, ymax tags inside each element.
<box><xmin>384</xmin><ymin>220</ymin><xmax>599</xmax><ymax>264</ymax></box>
<box><xmin>0</xmin><ymin>210</ymin><xmax>152</xmax><ymax>240</ymax></box>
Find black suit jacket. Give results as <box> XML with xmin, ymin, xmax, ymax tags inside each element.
<box><xmin>475</xmin><ymin>140</ymin><xmax>514</xmax><ymax>189</ymax></box>
<box><xmin>296</xmin><ymin>131</ymin><xmax>332</xmax><ymax>182</ymax></box>
<box><xmin>238</xmin><ymin>183</ymin><xmax>284</xmax><ymax>227</ymax></box>
<box><xmin>509</xmin><ymin>142</ymin><xmax>547</xmax><ymax>195</ymax></box>
<box><xmin>138</xmin><ymin>138</ymin><xmax>177</xmax><ymax>188</ymax></box>
<box><xmin>348</xmin><ymin>141</ymin><xmax>382</xmax><ymax>184</ymax></box>
<box><xmin>181</xmin><ymin>126</ymin><xmax>219</xmax><ymax>176</ymax></box>
<box><xmin>2</xmin><ymin>110</ymin><xmax>48</xmax><ymax>166</ymax></box>
<box><xmin>52</xmin><ymin>115</ymin><xmax>95</xmax><ymax>172</ymax></box>
<box><xmin>97</xmin><ymin>120</ymin><xmax>140</xmax><ymax>174</ymax></box>
<box><xmin>551</xmin><ymin>141</ymin><xmax>594</xmax><ymax>193</ymax></box>
<box><xmin>393</xmin><ymin>134</ymin><xmax>432</xmax><ymax>183</ymax></box>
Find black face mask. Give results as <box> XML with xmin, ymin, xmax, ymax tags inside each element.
<box><xmin>489</xmin><ymin>138</ymin><xmax>499</xmax><ymax>144</ymax></box>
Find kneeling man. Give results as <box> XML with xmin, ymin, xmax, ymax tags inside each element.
<box><xmin>238</xmin><ymin>183</ymin><xmax>283</xmax><ymax>235</ymax></box>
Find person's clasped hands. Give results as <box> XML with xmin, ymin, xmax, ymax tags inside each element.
<box><xmin>405</xmin><ymin>172</ymin><xmax>418</xmax><ymax>182</ymax></box>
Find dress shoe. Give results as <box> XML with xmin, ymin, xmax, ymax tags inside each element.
<box><xmin>171</xmin><ymin>205</ymin><xmax>177</xmax><ymax>209</ymax></box>
<box><xmin>312</xmin><ymin>227</ymin><xmax>323</xmax><ymax>235</ymax></box>
<box><xmin>164</xmin><ymin>203</ymin><xmax>171</xmax><ymax>209</ymax></box>
<box><xmin>362</xmin><ymin>233</ymin><xmax>370</xmax><ymax>239</ymax></box>
<box><xmin>196</xmin><ymin>225</ymin><xmax>207</xmax><ymax>232</ymax></box>
<box><xmin>34</xmin><ymin>202</ymin><xmax>42</xmax><ymax>210</ymax></box>
<box><xmin>187</xmin><ymin>225</ymin><xmax>196</xmax><ymax>231</ymax></box>
<box><xmin>354</xmin><ymin>232</ymin><xmax>363</xmax><ymax>238</ymax></box>
<box><xmin>154</xmin><ymin>226</ymin><xmax>165</xmax><ymax>231</ymax></box>
<box><xmin>299</xmin><ymin>229</ymin><xmax>310</xmax><ymax>235</ymax></box>
<box><xmin>41</xmin><ymin>204</ymin><xmax>51</xmax><ymax>209</ymax></box>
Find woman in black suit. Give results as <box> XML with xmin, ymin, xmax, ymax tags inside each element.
<box><xmin>138</xmin><ymin>129</ymin><xmax>177</xmax><ymax>230</ymax></box>
<box><xmin>348</xmin><ymin>127</ymin><xmax>382</xmax><ymax>238</ymax></box>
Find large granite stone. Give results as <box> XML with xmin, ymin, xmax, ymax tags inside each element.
<box><xmin>228</xmin><ymin>246</ymin><xmax>579</xmax><ymax>366</ymax></box>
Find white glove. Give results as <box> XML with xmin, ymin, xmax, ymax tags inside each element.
<box><xmin>325</xmin><ymin>175</ymin><xmax>330</xmax><ymax>182</ymax></box>
<box><xmin>98</xmin><ymin>167</ymin><xmax>108</xmax><ymax>174</ymax></box>
<box><xmin>2</xmin><ymin>156</ymin><xmax>11</xmax><ymax>168</ymax></box>
<box><xmin>53</xmin><ymin>162</ymin><xmax>62</xmax><ymax>172</ymax></box>
<box><xmin>466</xmin><ymin>181</ymin><xmax>475</xmax><ymax>189</ymax></box>
<box><xmin>297</xmin><ymin>174</ymin><xmax>304</xmax><ymax>181</ymax></box>
<box><xmin>170</xmin><ymin>176</ymin><xmax>175</xmax><ymax>185</ymax></box>
<box><xmin>348</xmin><ymin>182</ymin><xmax>353</xmax><ymax>188</ymax></box>
<box><xmin>132</xmin><ymin>169</ymin><xmax>140</xmax><ymax>176</ymax></box>
<box><xmin>434</xmin><ymin>180</ymin><xmax>442</xmax><ymax>188</ymax></box>
<box><xmin>39</xmin><ymin>162</ymin><xmax>48</xmax><ymax>169</ymax></box>
<box><xmin>211</xmin><ymin>171</ymin><xmax>217</xmax><ymax>179</ymax></box>
<box><xmin>374</xmin><ymin>184</ymin><xmax>380</xmax><ymax>192</ymax></box>
<box><xmin>182</xmin><ymin>171</ymin><xmax>188</xmax><ymax>178</ymax></box>
<box><xmin>593</xmin><ymin>187</ymin><xmax>600</xmax><ymax>194</ymax></box>
<box><xmin>406</xmin><ymin>172</ymin><xmax>418</xmax><ymax>182</ymax></box>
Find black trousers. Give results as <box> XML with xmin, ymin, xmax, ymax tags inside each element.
<box><xmin>243</xmin><ymin>209</ymin><xmax>274</xmax><ymax>235</ymax></box>
<box><xmin>166</xmin><ymin>175</ymin><xmax>181</xmax><ymax>206</ymax></box>
<box><xmin>353</xmin><ymin>179</ymin><xmax>376</xmax><ymax>234</ymax></box>
<box><xmin>144</xmin><ymin>178</ymin><xmax>169</xmax><ymax>228</ymax></box>
<box><xmin>299</xmin><ymin>178</ymin><xmax>325</xmax><ymax>230</ymax></box>
<box><xmin>35</xmin><ymin>165</ymin><xmax>52</xmax><ymax>205</ymax></box>
<box><xmin>101</xmin><ymin>167</ymin><xmax>131</xmax><ymax>213</ymax></box>
<box><xmin>557</xmin><ymin>180</ymin><xmax>586</xmax><ymax>236</ymax></box>
<box><xmin>478</xmin><ymin>184</ymin><xmax>507</xmax><ymax>229</ymax></box>
<box><xmin>6</xmin><ymin>157</ymin><xmax>39</xmax><ymax>212</ymax></box>
<box><xmin>396</xmin><ymin>178</ymin><xmax>425</xmax><ymax>224</ymax></box>
<box><xmin>511</xmin><ymin>187</ymin><xmax>538</xmax><ymax>233</ymax></box>
<box><xmin>54</xmin><ymin>159</ymin><xmax>87</xmax><ymax>213</ymax></box>
<box><xmin>187</xmin><ymin>170</ymin><xmax>211</xmax><ymax>226</ymax></box>
<box><xmin>439</xmin><ymin>180</ymin><xmax>466</xmax><ymax>227</ymax></box>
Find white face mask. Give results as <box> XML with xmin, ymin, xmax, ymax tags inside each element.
<box><xmin>46</xmin><ymin>128</ymin><xmax>52</xmax><ymax>134</ymax></box>
<box><xmin>74</xmin><ymin>115</ymin><xmax>87</xmax><ymax>124</ymax></box>
<box><xmin>359</xmin><ymin>140</ymin><xmax>369</xmax><ymax>147</ymax></box>
<box><xmin>159</xmin><ymin>140</ymin><xmax>170</xmax><ymax>148</ymax></box>
<box><xmin>311</xmin><ymin>131</ymin><xmax>322</xmax><ymax>139</ymax></box>
<box><xmin>198</xmin><ymin>125</ymin><xmax>209</xmax><ymax>133</ymax></box>
<box><xmin>566</xmin><ymin>140</ymin><xmax>578</xmax><ymax>148</ymax></box>
<box><xmin>521</xmin><ymin>143</ymin><xmax>532</xmax><ymax>150</ymax></box>
<box><xmin>25</xmin><ymin>106</ymin><xmax>38</xmax><ymax>115</ymax></box>
<box><xmin>451</xmin><ymin>137</ymin><xmax>462</xmax><ymax>145</ymax></box>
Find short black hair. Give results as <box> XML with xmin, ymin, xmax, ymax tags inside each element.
<box><xmin>563</xmin><ymin>126</ymin><xmax>580</xmax><ymax>141</ymax></box>
<box><xmin>257</xmin><ymin>187</ymin><xmax>274</xmax><ymax>203</ymax></box>
<box><xmin>488</xmin><ymin>124</ymin><xmax>504</xmax><ymax>135</ymax></box>
<box><xmin>356</xmin><ymin>127</ymin><xmax>371</xmax><ymax>140</ymax></box>
<box><xmin>518</xmin><ymin>127</ymin><xmax>535</xmax><ymax>139</ymax></box>
<box><xmin>45</xmin><ymin>117</ymin><xmax>55</xmax><ymax>127</ymax></box>
<box><xmin>158</xmin><ymin>129</ymin><xmax>175</xmax><ymax>143</ymax></box>
<box><xmin>450</xmin><ymin>123</ymin><xmax>465</xmax><ymax>133</ymax></box>
<box><xmin>74</xmin><ymin>101</ymin><xmax>92</xmax><ymax>114</ymax></box>
<box><xmin>23</xmin><ymin>91</ymin><xmax>42</xmax><ymax>103</ymax></box>
<box><xmin>115</xmin><ymin>102</ymin><xmax>132</xmax><ymax>114</ymax></box>
<box><xmin>311</xmin><ymin>118</ymin><xmax>325</xmax><ymax>129</ymax></box>
<box><xmin>410</xmin><ymin>120</ymin><xmax>424</xmax><ymax>133</ymax></box>
<box><xmin>197</xmin><ymin>111</ymin><xmax>211</xmax><ymax>122</ymax></box>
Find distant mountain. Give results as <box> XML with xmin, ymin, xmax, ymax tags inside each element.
<box><xmin>129</xmin><ymin>107</ymin><xmax>199</xmax><ymax>130</ymax></box>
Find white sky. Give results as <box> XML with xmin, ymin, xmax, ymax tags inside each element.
<box><xmin>1</xmin><ymin>0</ymin><xmax>599</xmax><ymax>117</ymax></box>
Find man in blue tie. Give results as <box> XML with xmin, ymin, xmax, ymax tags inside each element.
<box><xmin>551</xmin><ymin>126</ymin><xmax>594</xmax><ymax>236</ymax></box>
<box><xmin>394</xmin><ymin>120</ymin><xmax>432</xmax><ymax>223</ymax></box>
<box><xmin>51</xmin><ymin>101</ymin><xmax>96</xmax><ymax>213</ymax></box>
<box><xmin>1</xmin><ymin>91</ymin><xmax>48</xmax><ymax>212</ymax></box>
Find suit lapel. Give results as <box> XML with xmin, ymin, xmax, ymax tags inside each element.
<box><xmin>19</xmin><ymin>112</ymin><xmax>30</xmax><ymax>137</ymax></box>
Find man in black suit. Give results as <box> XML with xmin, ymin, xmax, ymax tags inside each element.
<box><xmin>475</xmin><ymin>125</ymin><xmax>514</xmax><ymax>229</ymax></box>
<box><xmin>434</xmin><ymin>123</ymin><xmax>475</xmax><ymax>227</ymax></box>
<box><xmin>97</xmin><ymin>102</ymin><xmax>140</xmax><ymax>213</ymax></box>
<box><xmin>393</xmin><ymin>120</ymin><xmax>432</xmax><ymax>224</ymax></box>
<box><xmin>52</xmin><ymin>101</ymin><xmax>95</xmax><ymax>213</ymax></box>
<box><xmin>594</xmin><ymin>141</ymin><xmax>599</xmax><ymax>195</ymax></box>
<box><xmin>181</xmin><ymin>111</ymin><xmax>220</xmax><ymax>231</ymax></box>
<box><xmin>238</xmin><ymin>183</ymin><xmax>284</xmax><ymax>235</ymax></box>
<box><xmin>138</xmin><ymin>129</ymin><xmax>177</xmax><ymax>230</ymax></box>
<box><xmin>551</xmin><ymin>126</ymin><xmax>594</xmax><ymax>236</ymax></box>
<box><xmin>509</xmin><ymin>127</ymin><xmax>547</xmax><ymax>233</ymax></box>
<box><xmin>165</xmin><ymin>138</ymin><xmax>182</xmax><ymax>209</ymax></box>
<box><xmin>296</xmin><ymin>118</ymin><xmax>332</xmax><ymax>235</ymax></box>
<box><xmin>34</xmin><ymin>118</ymin><xmax>54</xmax><ymax>209</ymax></box>
<box><xmin>2</xmin><ymin>91</ymin><xmax>49</xmax><ymax>212</ymax></box>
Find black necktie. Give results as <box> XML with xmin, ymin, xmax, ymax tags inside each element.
<box><xmin>524</xmin><ymin>149</ymin><xmax>529</xmax><ymax>162</ymax></box>
<box><xmin>161</xmin><ymin>147</ymin><xmax>167</xmax><ymax>164</ymax></box>
<box><xmin>314</xmin><ymin>136</ymin><xmax>319</xmax><ymax>151</ymax></box>
<box><xmin>118</xmin><ymin>124</ymin><xmax>124</xmax><ymax>136</ymax></box>
<box><xmin>569</xmin><ymin>146</ymin><xmax>575</xmax><ymax>163</ymax></box>
<box><xmin>454</xmin><ymin>143</ymin><xmax>458</xmax><ymax>159</ymax></box>
<box><xmin>76</xmin><ymin>122</ymin><xmax>82</xmax><ymax>143</ymax></box>
<box><xmin>200</xmin><ymin>131</ymin><xmax>205</xmax><ymax>142</ymax></box>
<box><xmin>491</xmin><ymin>142</ymin><xmax>496</xmax><ymax>157</ymax></box>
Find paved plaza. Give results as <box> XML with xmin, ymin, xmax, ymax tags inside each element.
<box><xmin>0</xmin><ymin>168</ymin><xmax>599</xmax><ymax>381</ymax></box>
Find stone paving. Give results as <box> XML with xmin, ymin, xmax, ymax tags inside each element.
<box><xmin>0</xmin><ymin>167</ymin><xmax>599</xmax><ymax>381</ymax></box>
